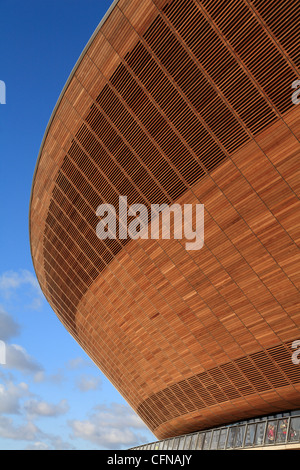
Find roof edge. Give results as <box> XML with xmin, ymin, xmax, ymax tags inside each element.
<box><xmin>29</xmin><ymin>0</ymin><xmax>120</xmax><ymax>266</ymax></box>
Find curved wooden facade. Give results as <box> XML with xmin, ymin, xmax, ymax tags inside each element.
<box><xmin>30</xmin><ymin>0</ymin><xmax>300</xmax><ymax>440</ymax></box>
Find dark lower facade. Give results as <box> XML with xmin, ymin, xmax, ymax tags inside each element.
<box><xmin>132</xmin><ymin>410</ymin><xmax>300</xmax><ymax>450</ymax></box>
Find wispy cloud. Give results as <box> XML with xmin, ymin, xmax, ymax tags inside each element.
<box><xmin>24</xmin><ymin>399</ymin><xmax>69</xmax><ymax>418</ymax></box>
<box><xmin>0</xmin><ymin>414</ymin><xmax>75</xmax><ymax>450</ymax></box>
<box><xmin>33</xmin><ymin>369</ymin><xmax>66</xmax><ymax>385</ymax></box>
<box><xmin>66</xmin><ymin>357</ymin><xmax>92</xmax><ymax>370</ymax></box>
<box><xmin>25</xmin><ymin>441</ymin><xmax>51</xmax><ymax>450</ymax></box>
<box><xmin>4</xmin><ymin>344</ymin><xmax>43</xmax><ymax>375</ymax></box>
<box><xmin>0</xmin><ymin>416</ymin><xmax>39</xmax><ymax>441</ymax></box>
<box><xmin>0</xmin><ymin>270</ymin><xmax>40</xmax><ymax>293</ymax></box>
<box><xmin>0</xmin><ymin>381</ymin><xmax>30</xmax><ymax>414</ymax></box>
<box><xmin>0</xmin><ymin>308</ymin><xmax>43</xmax><ymax>375</ymax></box>
<box><xmin>0</xmin><ymin>374</ymin><xmax>74</xmax><ymax>449</ymax></box>
<box><xmin>69</xmin><ymin>403</ymin><xmax>153</xmax><ymax>449</ymax></box>
<box><xmin>0</xmin><ymin>270</ymin><xmax>43</xmax><ymax>309</ymax></box>
<box><xmin>75</xmin><ymin>374</ymin><xmax>102</xmax><ymax>392</ymax></box>
<box><xmin>25</xmin><ymin>437</ymin><xmax>76</xmax><ymax>450</ymax></box>
<box><xmin>0</xmin><ymin>307</ymin><xmax>20</xmax><ymax>341</ymax></box>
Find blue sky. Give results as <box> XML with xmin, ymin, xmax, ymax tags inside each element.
<box><xmin>0</xmin><ymin>0</ymin><xmax>155</xmax><ymax>450</ymax></box>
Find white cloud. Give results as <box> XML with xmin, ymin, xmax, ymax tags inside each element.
<box><xmin>66</xmin><ymin>357</ymin><xmax>92</xmax><ymax>370</ymax></box>
<box><xmin>37</xmin><ymin>432</ymin><xmax>76</xmax><ymax>450</ymax></box>
<box><xmin>32</xmin><ymin>371</ymin><xmax>45</xmax><ymax>383</ymax></box>
<box><xmin>69</xmin><ymin>403</ymin><xmax>153</xmax><ymax>449</ymax></box>
<box><xmin>0</xmin><ymin>378</ymin><xmax>74</xmax><ymax>449</ymax></box>
<box><xmin>0</xmin><ymin>307</ymin><xmax>43</xmax><ymax>375</ymax></box>
<box><xmin>0</xmin><ymin>416</ymin><xmax>38</xmax><ymax>441</ymax></box>
<box><xmin>4</xmin><ymin>344</ymin><xmax>43</xmax><ymax>374</ymax></box>
<box><xmin>33</xmin><ymin>369</ymin><xmax>66</xmax><ymax>385</ymax></box>
<box><xmin>25</xmin><ymin>438</ymin><xmax>75</xmax><ymax>450</ymax></box>
<box><xmin>92</xmin><ymin>403</ymin><xmax>149</xmax><ymax>430</ymax></box>
<box><xmin>0</xmin><ymin>381</ymin><xmax>29</xmax><ymax>414</ymax></box>
<box><xmin>0</xmin><ymin>310</ymin><xmax>42</xmax><ymax>376</ymax></box>
<box><xmin>0</xmin><ymin>270</ymin><xmax>40</xmax><ymax>293</ymax></box>
<box><xmin>75</xmin><ymin>374</ymin><xmax>102</xmax><ymax>392</ymax></box>
<box><xmin>0</xmin><ymin>414</ymin><xmax>75</xmax><ymax>449</ymax></box>
<box><xmin>28</xmin><ymin>296</ymin><xmax>43</xmax><ymax>311</ymax></box>
<box><xmin>25</xmin><ymin>441</ymin><xmax>51</xmax><ymax>450</ymax></box>
<box><xmin>0</xmin><ymin>307</ymin><xmax>20</xmax><ymax>341</ymax></box>
<box><xmin>0</xmin><ymin>270</ymin><xmax>43</xmax><ymax>309</ymax></box>
<box><xmin>24</xmin><ymin>399</ymin><xmax>69</xmax><ymax>418</ymax></box>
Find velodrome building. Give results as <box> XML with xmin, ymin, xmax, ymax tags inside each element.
<box><xmin>30</xmin><ymin>0</ymin><xmax>300</xmax><ymax>450</ymax></box>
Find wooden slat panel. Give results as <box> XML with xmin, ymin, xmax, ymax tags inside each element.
<box><xmin>30</xmin><ymin>0</ymin><xmax>300</xmax><ymax>440</ymax></box>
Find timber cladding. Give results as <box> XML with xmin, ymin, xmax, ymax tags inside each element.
<box><xmin>30</xmin><ymin>0</ymin><xmax>300</xmax><ymax>439</ymax></box>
